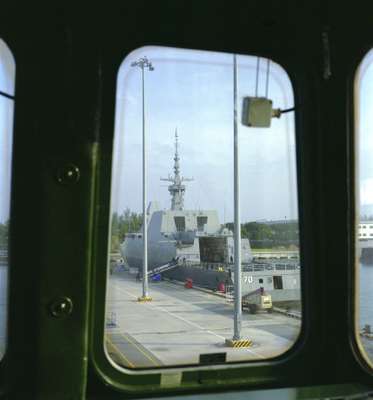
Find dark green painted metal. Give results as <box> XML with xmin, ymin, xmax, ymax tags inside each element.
<box><xmin>0</xmin><ymin>2</ymin><xmax>373</xmax><ymax>399</ymax></box>
<box><xmin>88</xmin><ymin>3</ymin><xmax>320</xmax><ymax>397</ymax></box>
<box><xmin>2</xmin><ymin>11</ymin><xmax>102</xmax><ymax>399</ymax></box>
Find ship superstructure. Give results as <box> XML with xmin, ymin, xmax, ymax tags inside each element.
<box><xmin>121</xmin><ymin>131</ymin><xmax>251</xmax><ymax>269</ymax></box>
<box><xmin>160</xmin><ymin>130</ymin><xmax>194</xmax><ymax>211</ymax></box>
<box><xmin>120</xmin><ymin>132</ymin><xmax>300</xmax><ymax>303</ymax></box>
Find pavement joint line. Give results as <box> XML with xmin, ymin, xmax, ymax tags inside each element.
<box><xmin>106</xmin><ymin>334</ymin><xmax>135</xmax><ymax>368</ymax></box>
<box><xmin>112</xmin><ymin>283</ymin><xmax>224</xmax><ymax>338</ymax></box>
<box><xmin>110</xmin><ymin>281</ymin><xmax>266</xmax><ymax>359</ymax></box>
<box><xmin>111</xmin><ymin>281</ymin><xmax>266</xmax><ymax>359</ymax></box>
<box><xmin>120</xmin><ymin>332</ymin><xmax>161</xmax><ymax>367</ymax></box>
<box><xmin>129</xmin><ymin>280</ymin><xmax>225</xmax><ymax>311</ymax></box>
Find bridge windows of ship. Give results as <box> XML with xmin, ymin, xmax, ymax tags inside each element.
<box><xmin>197</xmin><ymin>216</ymin><xmax>208</xmax><ymax>232</ymax></box>
<box><xmin>355</xmin><ymin>48</ymin><xmax>373</xmax><ymax>368</ymax></box>
<box><xmin>174</xmin><ymin>216</ymin><xmax>186</xmax><ymax>232</ymax></box>
<box><xmin>102</xmin><ymin>44</ymin><xmax>301</xmax><ymax>383</ymax></box>
<box><xmin>2</xmin><ymin>5</ymin><xmax>373</xmax><ymax>399</ymax></box>
<box><xmin>0</xmin><ymin>38</ymin><xmax>15</xmax><ymax>361</ymax></box>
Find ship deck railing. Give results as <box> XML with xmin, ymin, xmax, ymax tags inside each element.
<box><xmin>243</xmin><ymin>263</ymin><xmax>300</xmax><ymax>272</ymax></box>
<box><xmin>196</xmin><ymin>261</ymin><xmax>300</xmax><ymax>273</ymax></box>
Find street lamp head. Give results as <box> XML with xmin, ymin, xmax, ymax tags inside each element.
<box><xmin>130</xmin><ymin>57</ymin><xmax>154</xmax><ymax>71</ymax></box>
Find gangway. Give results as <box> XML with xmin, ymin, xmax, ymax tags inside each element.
<box><xmin>147</xmin><ymin>258</ymin><xmax>180</xmax><ymax>277</ymax></box>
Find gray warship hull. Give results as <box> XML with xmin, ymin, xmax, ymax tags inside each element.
<box><xmin>162</xmin><ymin>261</ymin><xmax>300</xmax><ymax>304</ymax></box>
<box><xmin>120</xmin><ymin>132</ymin><xmax>300</xmax><ymax>305</ymax></box>
<box><xmin>359</xmin><ymin>239</ymin><xmax>373</xmax><ymax>264</ymax></box>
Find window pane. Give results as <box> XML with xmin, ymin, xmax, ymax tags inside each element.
<box><xmin>107</xmin><ymin>46</ymin><xmax>301</xmax><ymax>369</ymax></box>
<box><xmin>356</xmin><ymin>49</ymin><xmax>373</xmax><ymax>363</ymax></box>
<box><xmin>0</xmin><ymin>38</ymin><xmax>15</xmax><ymax>358</ymax></box>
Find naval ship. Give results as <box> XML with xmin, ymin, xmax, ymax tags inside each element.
<box><xmin>120</xmin><ymin>132</ymin><xmax>300</xmax><ymax>304</ymax></box>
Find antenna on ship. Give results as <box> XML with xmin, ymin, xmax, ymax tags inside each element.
<box><xmin>161</xmin><ymin>129</ymin><xmax>193</xmax><ymax>210</ymax></box>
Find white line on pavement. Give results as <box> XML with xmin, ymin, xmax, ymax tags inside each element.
<box><xmin>110</xmin><ymin>281</ymin><xmax>266</xmax><ymax>359</ymax></box>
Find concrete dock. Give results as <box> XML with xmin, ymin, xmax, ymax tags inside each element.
<box><xmin>106</xmin><ymin>270</ymin><xmax>301</xmax><ymax>368</ymax></box>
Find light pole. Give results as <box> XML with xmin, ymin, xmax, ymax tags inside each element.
<box><xmin>232</xmin><ymin>54</ymin><xmax>242</xmax><ymax>340</ymax></box>
<box><xmin>131</xmin><ymin>56</ymin><xmax>154</xmax><ymax>301</ymax></box>
<box><xmin>226</xmin><ymin>55</ymin><xmax>250</xmax><ymax>348</ymax></box>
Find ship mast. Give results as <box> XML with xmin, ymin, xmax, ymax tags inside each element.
<box><xmin>161</xmin><ymin>129</ymin><xmax>193</xmax><ymax>210</ymax></box>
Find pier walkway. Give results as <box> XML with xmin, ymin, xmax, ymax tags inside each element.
<box><xmin>106</xmin><ymin>271</ymin><xmax>301</xmax><ymax>368</ymax></box>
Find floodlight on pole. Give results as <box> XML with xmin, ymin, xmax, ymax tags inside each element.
<box><xmin>226</xmin><ymin>54</ymin><xmax>253</xmax><ymax>349</ymax></box>
<box><xmin>131</xmin><ymin>56</ymin><xmax>154</xmax><ymax>302</ymax></box>
<box><xmin>233</xmin><ymin>53</ymin><xmax>242</xmax><ymax>340</ymax></box>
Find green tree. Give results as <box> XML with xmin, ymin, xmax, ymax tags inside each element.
<box><xmin>225</xmin><ymin>220</ymin><xmax>299</xmax><ymax>249</ymax></box>
<box><xmin>110</xmin><ymin>209</ymin><xmax>143</xmax><ymax>253</ymax></box>
<box><xmin>242</xmin><ymin>222</ymin><xmax>274</xmax><ymax>241</ymax></box>
<box><xmin>0</xmin><ymin>220</ymin><xmax>9</xmax><ymax>247</ymax></box>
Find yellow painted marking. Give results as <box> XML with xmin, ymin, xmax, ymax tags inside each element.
<box><xmin>233</xmin><ymin>340</ymin><xmax>252</xmax><ymax>348</ymax></box>
<box><xmin>106</xmin><ymin>335</ymin><xmax>135</xmax><ymax>368</ymax></box>
<box><xmin>120</xmin><ymin>332</ymin><xmax>160</xmax><ymax>366</ymax></box>
<box><xmin>225</xmin><ymin>338</ymin><xmax>253</xmax><ymax>348</ymax></box>
<box><xmin>137</xmin><ymin>295</ymin><xmax>152</xmax><ymax>302</ymax></box>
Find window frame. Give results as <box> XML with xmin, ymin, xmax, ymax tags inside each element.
<box><xmin>0</xmin><ymin>36</ymin><xmax>15</xmax><ymax>368</ymax></box>
<box><xmin>350</xmin><ymin>46</ymin><xmax>373</xmax><ymax>375</ymax></box>
<box><xmin>89</xmin><ymin>43</ymin><xmax>312</xmax><ymax>395</ymax></box>
<box><xmin>3</xmin><ymin>4</ymin><xmax>373</xmax><ymax>399</ymax></box>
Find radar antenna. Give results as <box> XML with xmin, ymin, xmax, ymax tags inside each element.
<box><xmin>160</xmin><ymin>129</ymin><xmax>193</xmax><ymax>210</ymax></box>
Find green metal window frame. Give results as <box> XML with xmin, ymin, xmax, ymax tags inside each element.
<box><xmin>88</xmin><ymin>45</ymin><xmax>308</xmax><ymax>396</ymax></box>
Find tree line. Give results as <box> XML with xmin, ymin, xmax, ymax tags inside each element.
<box><xmin>0</xmin><ymin>221</ymin><xmax>9</xmax><ymax>248</ymax></box>
<box><xmin>360</xmin><ymin>215</ymin><xmax>373</xmax><ymax>221</ymax></box>
<box><xmin>2</xmin><ymin>212</ymin><xmax>299</xmax><ymax>252</ymax></box>
<box><xmin>0</xmin><ymin>213</ymin><xmax>140</xmax><ymax>253</ymax></box>
<box><xmin>110</xmin><ymin>210</ymin><xmax>299</xmax><ymax>252</ymax></box>
<box><xmin>225</xmin><ymin>221</ymin><xmax>299</xmax><ymax>249</ymax></box>
<box><xmin>111</xmin><ymin>209</ymin><xmax>143</xmax><ymax>252</ymax></box>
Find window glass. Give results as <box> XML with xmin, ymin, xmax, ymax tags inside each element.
<box><xmin>107</xmin><ymin>46</ymin><xmax>301</xmax><ymax>369</ymax></box>
<box><xmin>0</xmin><ymin>39</ymin><xmax>15</xmax><ymax>358</ymax></box>
<box><xmin>356</xmin><ymin>49</ymin><xmax>373</xmax><ymax>363</ymax></box>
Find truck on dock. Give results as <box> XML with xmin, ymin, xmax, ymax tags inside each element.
<box><xmin>242</xmin><ymin>287</ymin><xmax>273</xmax><ymax>314</ymax></box>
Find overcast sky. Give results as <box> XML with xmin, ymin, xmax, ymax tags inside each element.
<box><xmin>111</xmin><ymin>46</ymin><xmax>298</xmax><ymax>223</ymax></box>
<box><xmin>1</xmin><ymin>45</ymin><xmax>373</xmax><ymax>224</ymax></box>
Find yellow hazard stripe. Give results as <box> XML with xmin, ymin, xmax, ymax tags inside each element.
<box><xmin>232</xmin><ymin>340</ymin><xmax>253</xmax><ymax>348</ymax></box>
